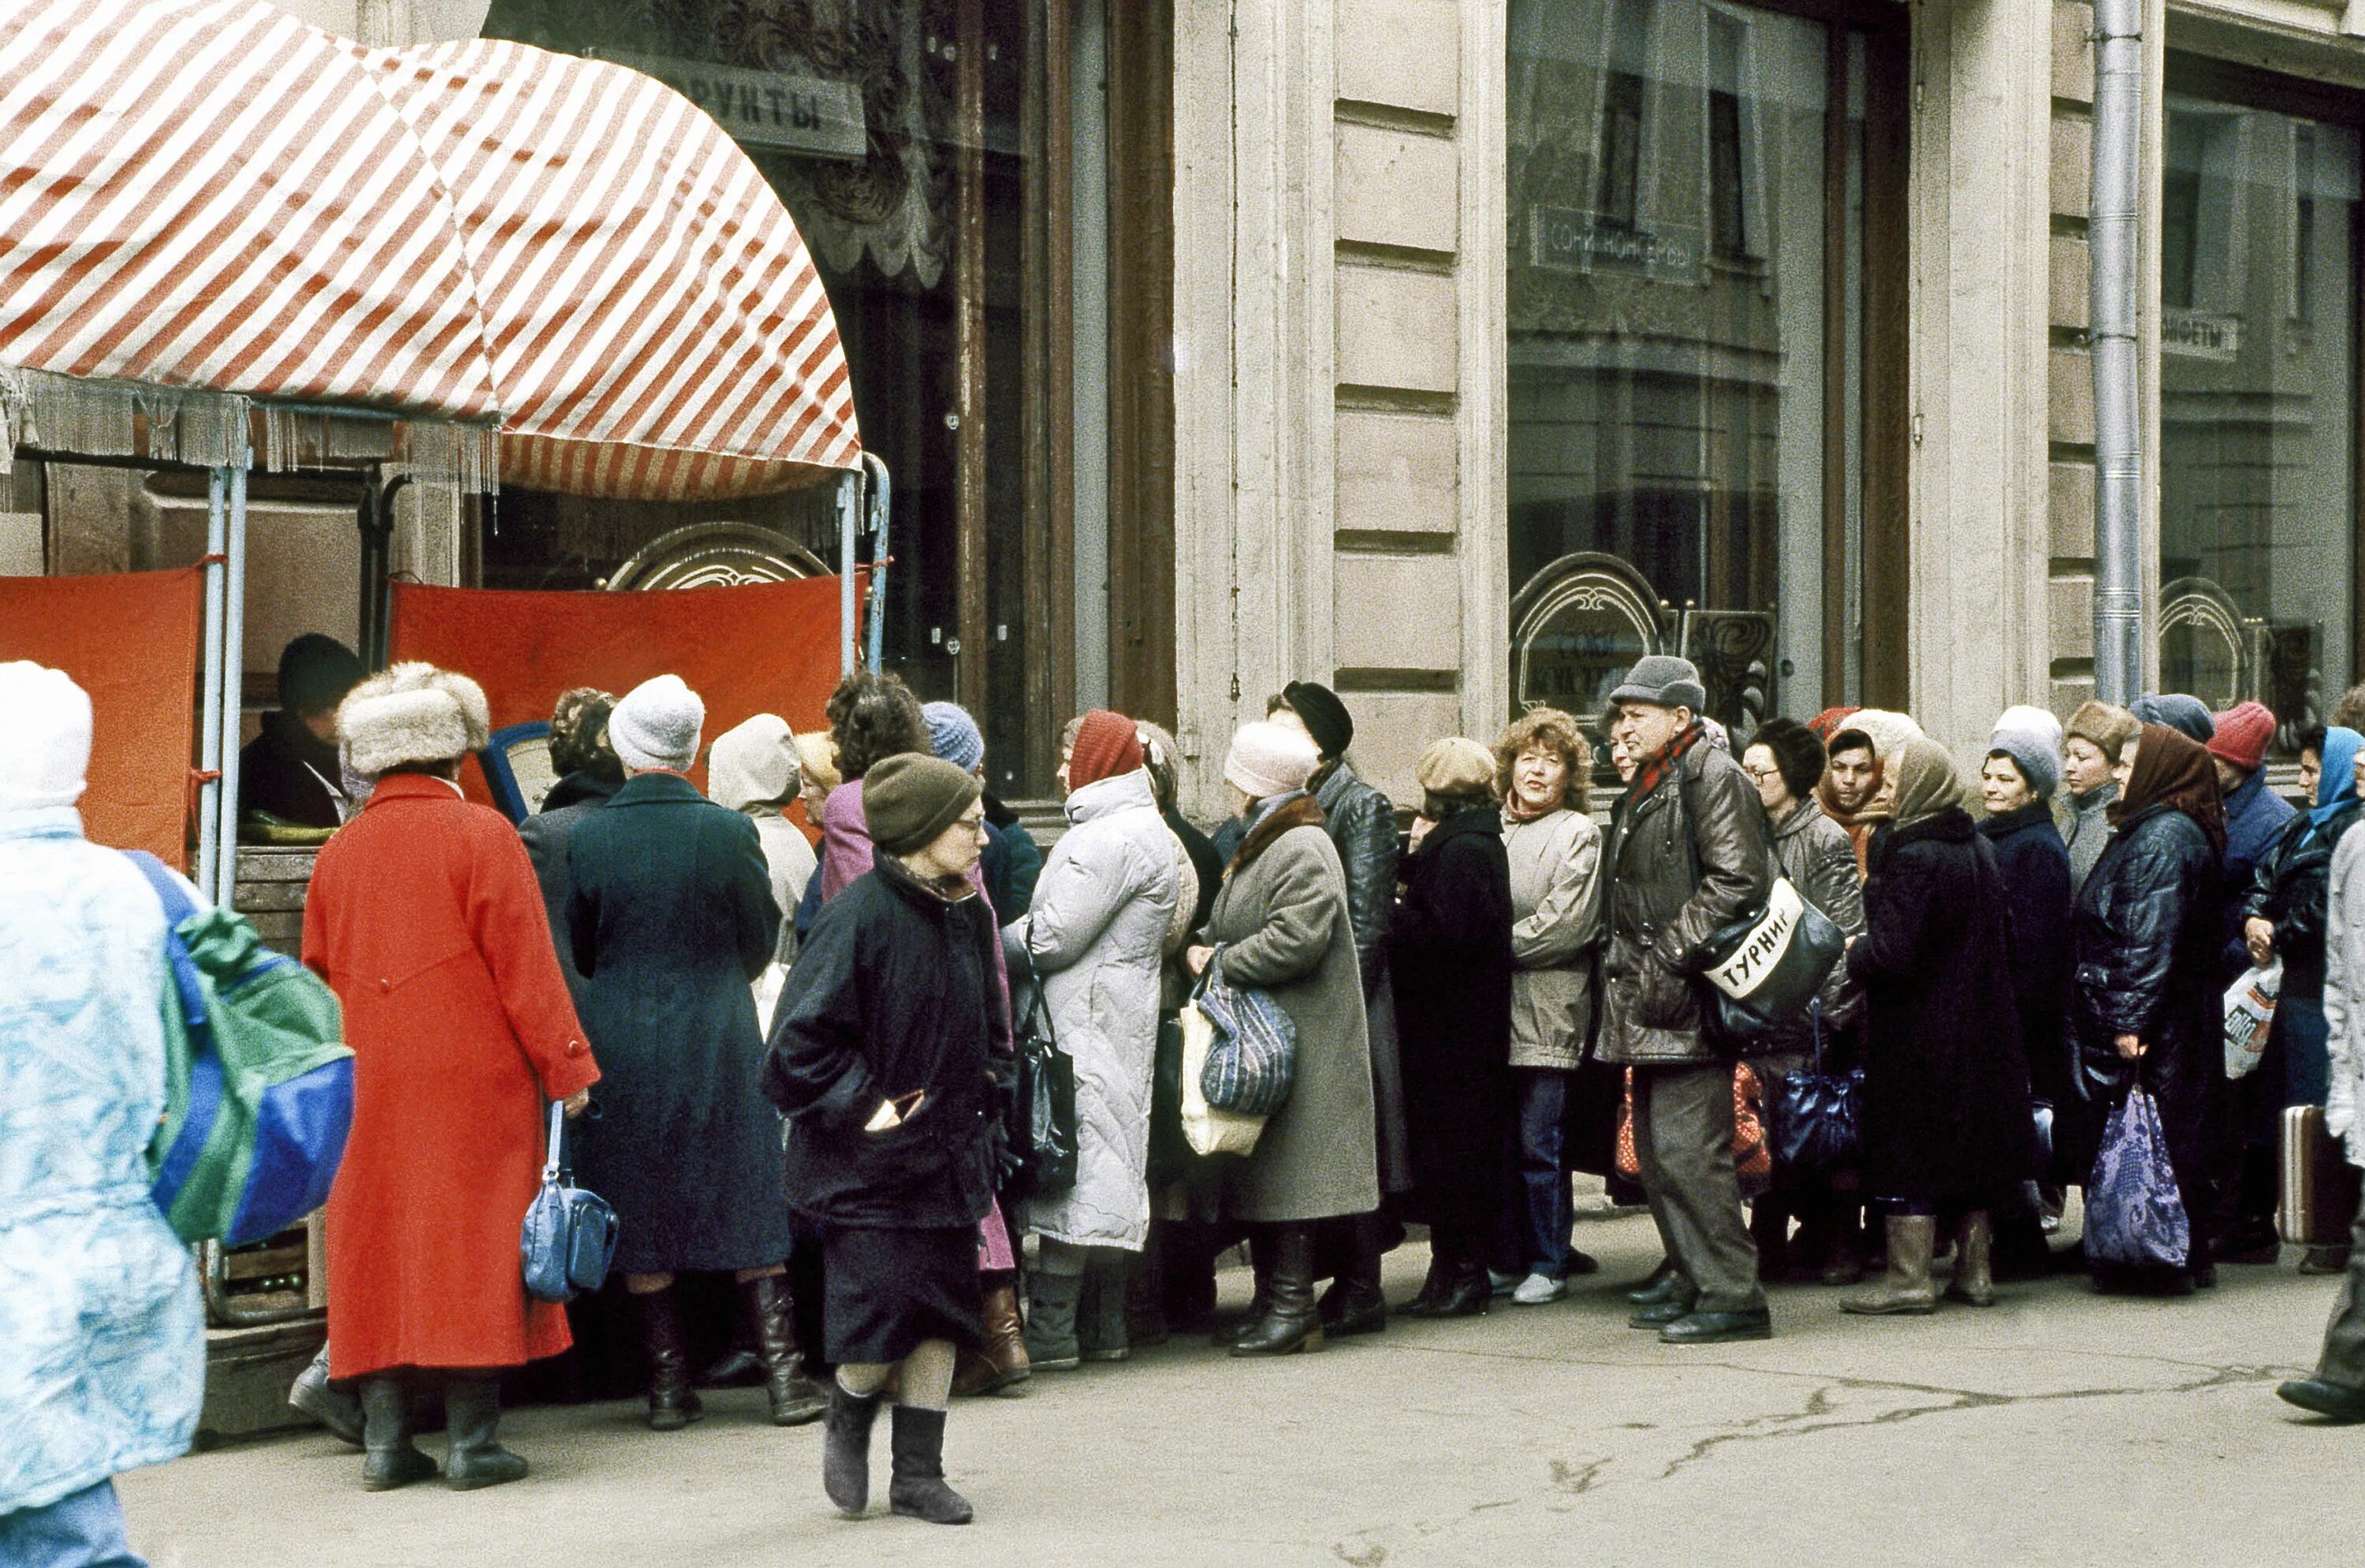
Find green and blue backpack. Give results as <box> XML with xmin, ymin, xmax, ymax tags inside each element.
<box><xmin>125</xmin><ymin>851</ymin><xmax>355</xmax><ymax>1247</ymax></box>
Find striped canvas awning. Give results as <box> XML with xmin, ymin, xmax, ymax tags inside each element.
<box><xmin>354</xmin><ymin>38</ymin><xmax>863</xmax><ymax>501</ymax></box>
<box><xmin>0</xmin><ymin>0</ymin><xmax>502</xmax><ymax>462</ymax></box>
<box><xmin>1</xmin><ymin>2</ymin><xmax>860</xmax><ymax>498</ymax></box>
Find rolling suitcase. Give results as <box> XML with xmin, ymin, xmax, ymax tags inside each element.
<box><xmin>2279</xmin><ymin>1104</ymin><xmax>2363</xmax><ymax>1249</ymax></box>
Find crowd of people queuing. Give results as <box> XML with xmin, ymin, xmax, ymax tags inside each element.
<box><xmin>22</xmin><ymin>642</ymin><xmax>2365</xmax><ymax>1555</ymax></box>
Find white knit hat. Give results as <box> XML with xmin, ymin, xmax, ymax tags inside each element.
<box><xmin>1223</xmin><ymin>720</ymin><xmax>1321</xmax><ymax>800</ymax></box>
<box><xmin>0</xmin><ymin>661</ymin><xmax>92</xmax><ymax>810</ymax></box>
<box><xmin>337</xmin><ymin>662</ymin><xmax>490</xmax><ymax>775</ymax></box>
<box><xmin>610</xmin><ymin>674</ymin><xmax>704</xmax><ymax>773</ymax></box>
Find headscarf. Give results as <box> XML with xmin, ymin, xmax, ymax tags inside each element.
<box><xmin>2111</xmin><ymin>721</ymin><xmax>2225</xmax><ymax>858</ymax></box>
<box><xmin>2306</xmin><ymin>726</ymin><xmax>2364</xmax><ymax>844</ymax></box>
<box><xmin>1886</xmin><ymin>736</ymin><xmax>1965</xmax><ymax>829</ymax></box>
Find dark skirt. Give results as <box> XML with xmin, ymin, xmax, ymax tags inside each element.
<box><xmin>820</xmin><ymin>1224</ymin><xmax>985</xmax><ymax>1365</ymax></box>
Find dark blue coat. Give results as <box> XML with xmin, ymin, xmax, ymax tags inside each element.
<box><xmin>2218</xmin><ymin>768</ymin><xmax>2295</xmax><ymax>974</ymax></box>
<box><xmin>566</xmin><ymin>771</ymin><xmax>792</xmax><ymax>1273</ymax></box>
<box><xmin>2066</xmin><ymin>803</ymin><xmax>2222</xmax><ymax>1197</ymax></box>
<box><xmin>1976</xmin><ymin>803</ymin><xmax>2074</xmax><ymax>1110</ymax></box>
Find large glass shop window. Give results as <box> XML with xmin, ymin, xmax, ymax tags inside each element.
<box><xmin>2158</xmin><ymin>78</ymin><xmax>2360</xmax><ymax>745</ymax></box>
<box><xmin>1507</xmin><ymin>0</ymin><xmax>1867</xmax><ymax>741</ymax></box>
<box><xmin>480</xmin><ymin>0</ymin><xmax>1075</xmax><ymax>796</ymax></box>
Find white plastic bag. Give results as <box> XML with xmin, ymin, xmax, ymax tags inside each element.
<box><xmin>1179</xmin><ymin>994</ymin><xmax>1264</xmax><ymax>1156</ymax></box>
<box><xmin>2224</xmin><ymin>960</ymin><xmax>2282</xmax><ymax>1079</ymax></box>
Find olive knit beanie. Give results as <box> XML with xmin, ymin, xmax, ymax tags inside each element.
<box><xmin>864</xmin><ymin>753</ymin><xmax>982</xmax><ymax>855</ymax></box>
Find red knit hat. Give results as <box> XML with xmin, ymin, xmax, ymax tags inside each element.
<box><xmin>1067</xmin><ymin>709</ymin><xmax>1145</xmax><ymax>789</ymax></box>
<box><xmin>1807</xmin><ymin>706</ymin><xmax>1862</xmax><ymax>742</ymax></box>
<box><xmin>2208</xmin><ymin>701</ymin><xmax>2275</xmax><ymax>772</ymax></box>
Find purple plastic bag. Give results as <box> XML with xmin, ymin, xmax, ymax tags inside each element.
<box><xmin>2084</xmin><ymin>1087</ymin><xmax>2190</xmax><ymax>1269</ymax></box>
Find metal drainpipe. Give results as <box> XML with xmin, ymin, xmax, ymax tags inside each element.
<box><xmin>2090</xmin><ymin>0</ymin><xmax>2146</xmax><ymax>704</ymax></box>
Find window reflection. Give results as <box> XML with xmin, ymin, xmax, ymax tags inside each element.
<box><xmin>1507</xmin><ymin>0</ymin><xmax>1858</xmax><ymax>742</ymax></box>
<box><xmin>2159</xmin><ymin>90</ymin><xmax>2359</xmax><ymax>746</ymax></box>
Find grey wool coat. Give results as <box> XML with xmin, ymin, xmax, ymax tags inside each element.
<box><xmin>1004</xmin><ymin>769</ymin><xmax>1182</xmax><ymax>1252</ymax></box>
<box><xmin>564</xmin><ymin>771</ymin><xmax>794</xmax><ymax>1274</ymax></box>
<box><xmin>1765</xmin><ymin>796</ymin><xmax>1868</xmax><ymax>1047</ymax></box>
<box><xmin>1502</xmin><ymin>806</ymin><xmax>1603</xmax><ymax>1071</ymax></box>
<box><xmin>1206</xmin><ymin>795</ymin><xmax>1381</xmax><ymax>1223</ymax></box>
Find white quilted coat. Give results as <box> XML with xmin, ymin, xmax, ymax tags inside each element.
<box><xmin>1005</xmin><ymin>769</ymin><xmax>1182</xmax><ymax>1251</ymax></box>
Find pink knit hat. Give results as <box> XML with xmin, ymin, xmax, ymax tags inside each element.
<box><xmin>2208</xmin><ymin>701</ymin><xmax>2276</xmax><ymax>773</ymax></box>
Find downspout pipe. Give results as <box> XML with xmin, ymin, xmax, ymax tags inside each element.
<box><xmin>2090</xmin><ymin>0</ymin><xmax>2145</xmax><ymax>705</ymax></box>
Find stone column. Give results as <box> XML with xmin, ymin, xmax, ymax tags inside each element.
<box><xmin>1172</xmin><ymin>0</ymin><xmax>1507</xmax><ymax>814</ymax></box>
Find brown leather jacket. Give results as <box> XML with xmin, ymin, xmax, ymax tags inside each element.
<box><xmin>1597</xmin><ymin>739</ymin><xmax>1776</xmax><ymax>1065</ymax></box>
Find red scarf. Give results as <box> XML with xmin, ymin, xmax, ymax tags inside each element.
<box><xmin>1628</xmin><ymin>721</ymin><xmax>1704</xmax><ymax>803</ymax></box>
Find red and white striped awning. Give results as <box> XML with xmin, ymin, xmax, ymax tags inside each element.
<box><xmin>0</xmin><ymin>2</ymin><xmax>861</xmax><ymax>498</ymax></box>
<box><xmin>355</xmin><ymin>37</ymin><xmax>862</xmax><ymax>501</ymax></box>
<box><xmin>0</xmin><ymin>0</ymin><xmax>502</xmax><ymax>453</ymax></box>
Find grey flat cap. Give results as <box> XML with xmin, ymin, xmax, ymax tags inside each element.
<box><xmin>1607</xmin><ymin>654</ymin><xmax>1708</xmax><ymax>713</ymax></box>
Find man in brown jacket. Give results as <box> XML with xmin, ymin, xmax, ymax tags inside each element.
<box><xmin>1600</xmin><ymin>657</ymin><xmax>1778</xmax><ymax>1344</ymax></box>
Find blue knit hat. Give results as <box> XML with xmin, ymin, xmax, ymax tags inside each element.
<box><xmin>922</xmin><ymin>701</ymin><xmax>985</xmax><ymax>775</ymax></box>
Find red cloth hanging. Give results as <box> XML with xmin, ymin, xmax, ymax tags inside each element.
<box><xmin>388</xmin><ymin>578</ymin><xmax>855</xmax><ymax>803</ymax></box>
<box><xmin>0</xmin><ymin>566</ymin><xmax>204</xmax><ymax>867</ymax></box>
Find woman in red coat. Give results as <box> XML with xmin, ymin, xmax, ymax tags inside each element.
<box><xmin>304</xmin><ymin>663</ymin><xmax>599</xmax><ymax>1492</ymax></box>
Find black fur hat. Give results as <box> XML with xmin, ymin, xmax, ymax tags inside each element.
<box><xmin>1752</xmin><ymin>717</ymin><xmax>1827</xmax><ymax>802</ymax></box>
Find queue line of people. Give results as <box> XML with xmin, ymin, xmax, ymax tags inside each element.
<box><xmin>26</xmin><ymin>647</ymin><xmax>2365</xmax><ymax>1556</ymax></box>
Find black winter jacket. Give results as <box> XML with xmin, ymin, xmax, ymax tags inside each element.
<box><xmin>765</xmin><ymin>849</ymin><xmax>1005</xmax><ymax>1231</ymax></box>
<box><xmin>1845</xmin><ymin>809</ymin><xmax>2036</xmax><ymax>1204</ymax></box>
<box><xmin>2240</xmin><ymin>800</ymin><xmax>2364</xmax><ymax>1001</ymax></box>
<box><xmin>2065</xmin><ymin>803</ymin><xmax>2222</xmax><ymax>1189</ymax></box>
<box><xmin>1976</xmin><ymin>803</ymin><xmax>2074</xmax><ymax>1108</ymax></box>
<box><xmin>1388</xmin><ymin>803</ymin><xmax>1514</xmax><ymax>1229</ymax></box>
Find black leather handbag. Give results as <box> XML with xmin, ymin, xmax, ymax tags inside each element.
<box><xmin>1767</xmin><ymin>1001</ymin><xmax>1862</xmax><ymax>1181</ymax></box>
<box><xmin>1690</xmin><ymin>877</ymin><xmax>1845</xmax><ymax>1048</ymax></box>
<box><xmin>1009</xmin><ymin>987</ymin><xmax>1078</xmax><ymax>1200</ymax></box>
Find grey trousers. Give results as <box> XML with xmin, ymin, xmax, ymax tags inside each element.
<box><xmin>1633</xmin><ymin>1062</ymin><xmax>1765</xmax><ymax>1314</ymax></box>
<box><xmin>2313</xmin><ymin>1185</ymin><xmax>2365</xmax><ymax>1387</ymax></box>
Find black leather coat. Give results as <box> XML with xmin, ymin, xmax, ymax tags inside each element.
<box><xmin>2240</xmin><ymin>800</ymin><xmax>2363</xmax><ymax>1001</ymax></box>
<box><xmin>2065</xmin><ymin>802</ymin><xmax>2222</xmax><ymax>1194</ymax></box>
<box><xmin>1313</xmin><ymin>759</ymin><xmax>1400</xmax><ymax>995</ymax></box>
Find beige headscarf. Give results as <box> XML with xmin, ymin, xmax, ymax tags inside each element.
<box><xmin>1886</xmin><ymin>736</ymin><xmax>1965</xmax><ymax>829</ymax></box>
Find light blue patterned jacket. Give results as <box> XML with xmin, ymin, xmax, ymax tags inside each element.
<box><xmin>0</xmin><ymin>806</ymin><xmax>204</xmax><ymax>1516</ymax></box>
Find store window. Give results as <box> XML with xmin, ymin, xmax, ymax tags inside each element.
<box><xmin>2158</xmin><ymin>59</ymin><xmax>2361</xmax><ymax>745</ymax></box>
<box><xmin>476</xmin><ymin>1</ymin><xmax>1171</xmax><ymax>797</ymax></box>
<box><xmin>1507</xmin><ymin>0</ymin><xmax>1905</xmax><ymax>746</ymax></box>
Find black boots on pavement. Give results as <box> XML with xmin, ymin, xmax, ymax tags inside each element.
<box><xmin>822</xmin><ymin>1380</ymin><xmax>974</xmax><ymax>1525</ymax></box>
<box><xmin>637</xmin><ymin>1287</ymin><xmax>704</xmax><ymax>1430</ymax></box>
<box><xmin>442</xmin><ymin>1379</ymin><xmax>528</xmax><ymax>1491</ymax></box>
<box><xmin>359</xmin><ymin>1377</ymin><xmax>437</xmax><ymax>1492</ymax></box>
<box><xmin>1231</xmin><ymin>1225</ymin><xmax>1325</xmax><ymax>1356</ymax></box>
<box><xmin>748</xmin><ymin>1274</ymin><xmax>828</xmax><ymax>1425</ymax></box>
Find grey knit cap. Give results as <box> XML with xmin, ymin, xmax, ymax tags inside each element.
<box><xmin>1607</xmin><ymin>655</ymin><xmax>1708</xmax><ymax>713</ymax></box>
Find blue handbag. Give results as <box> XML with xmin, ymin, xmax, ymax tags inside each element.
<box><xmin>1767</xmin><ymin>1001</ymin><xmax>1862</xmax><ymax>1179</ymax></box>
<box><xmin>521</xmin><ymin>1101</ymin><xmax>618</xmax><ymax>1304</ymax></box>
<box><xmin>1194</xmin><ymin>948</ymin><xmax>1298</xmax><ymax>1117</ymax></box>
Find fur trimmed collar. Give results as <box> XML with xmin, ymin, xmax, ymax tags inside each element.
<box><xmin>1227</xmin><ymin>795</ymin><xmax>1327</xmax><ymax>877</ymax></box>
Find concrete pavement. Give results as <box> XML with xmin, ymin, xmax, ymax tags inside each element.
<box><xmin>121</xmin><ymin>1209</ymin><xmax>2354</xmax><ymax>1568</ymax></box>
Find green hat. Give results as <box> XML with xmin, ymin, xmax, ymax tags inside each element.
<box><xmin>863</xmin><ymin>753</ymin><xmax>982</xmax><ymax>855</ymax></box>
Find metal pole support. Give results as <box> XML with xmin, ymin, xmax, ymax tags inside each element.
<box><xmin>214</xmin><ymin>458</ymin><xmax>251</xmax><ymax>907</ymax></box>
<box><xmin>2089</xmin><ymin>0</ymin><xmax>2147</xmax><ymax>705</ymax></box>
<box><xmin>195</xmin><ymin>469</ymin><xmax>228</xmax><ymax>903</ymax></box>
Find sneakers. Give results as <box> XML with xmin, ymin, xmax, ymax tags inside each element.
<box><xmin>1510</xmin><ymin>1272</ymin><xmax>1566</xmax><ymax>1305</ymax></box>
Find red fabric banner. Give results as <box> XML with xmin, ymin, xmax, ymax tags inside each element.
<box><xmin>0</xmin><ymin>566</ymin><xmax>204</xmax><ymax>867</ymax></box>
<box><xmin>389</xmin><ymin>579</ymin><xmax>852</xmax><ymax>800</ymax></box>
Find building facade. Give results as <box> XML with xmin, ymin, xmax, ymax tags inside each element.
<box><xmin>21</xmin><ymin>0</ymin><xmax>2364</xmax><ymax>814</ymax></box>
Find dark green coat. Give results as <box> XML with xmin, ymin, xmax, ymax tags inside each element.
<box><xmin>566</xmin><ymin>771</ymin><xmax>792</xmax><ymax>1273</ymax></box>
